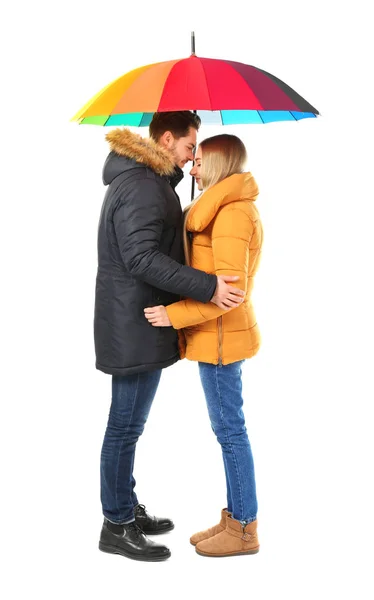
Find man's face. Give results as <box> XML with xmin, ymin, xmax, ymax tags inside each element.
<box><xmin>189</xmin><ymin>145</ymin><xmax>203</xmax><ymax>190</ymax></box>
<box><xmin>160</xmin><ymin>127</ymin><xmax>197</xmax><ymax>169</ymax></box>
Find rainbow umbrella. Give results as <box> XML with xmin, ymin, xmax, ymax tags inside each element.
<box><xmin>71</xmin><ymin>33</ymin><xmax>319</xmax><ymax>127</ymax></box>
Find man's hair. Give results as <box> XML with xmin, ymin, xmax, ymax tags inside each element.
<box><xmin>149</xmin><ymin>111</ymin><xmax>201</xmax><ymax>142</ymax></box>
<box><xmin>200</xmin><ymin>134</ymin><xmax>247</xmax><ymax>190</ymax></box>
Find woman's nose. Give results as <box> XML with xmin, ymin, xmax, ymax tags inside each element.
<box><xmin>190</xmin><ymin>166</ymin><xmax>196</xmax><ymax>176</ymax></box>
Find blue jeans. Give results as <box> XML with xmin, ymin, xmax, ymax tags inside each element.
<box><xmin>100</xmin><ymin>370</ymin><xmax>162</xmax><ymax>524</ymax></box>
<box><xmin>198</xmin><ymin>360</ymin><xmax>258</xmax><ymax>523</ymax></box>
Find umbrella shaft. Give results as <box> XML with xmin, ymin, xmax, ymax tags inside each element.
<box><xmin>191</xmin><ymin>175</ymin><xmax>195</xmax><ymax>201</ymax></box>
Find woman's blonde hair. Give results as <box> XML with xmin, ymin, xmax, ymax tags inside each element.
<box><xmin>183</xmin><ymin>134</ymin><xmax>248</xmax><ymax>264</ymax></box>
<box><xmin>200</xmin><ymin>134</ymin><xmax>247</xmax><ymax>190</ymax></box>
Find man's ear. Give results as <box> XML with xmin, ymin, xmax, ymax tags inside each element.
<box><xmin>159</xmin><ymin>130</ymin><xmax>174</xmax><ymax>148</ymax></box>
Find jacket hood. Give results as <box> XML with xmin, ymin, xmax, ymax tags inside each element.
<box><xmin>187</xmin><ymin>172</ymin><xmax>259</xmax><ymax>232</ymax></box>
<box><xmin>103</xmin><ymin>128</ymin><xmax>176</xmax><ymax>185</ymax></box>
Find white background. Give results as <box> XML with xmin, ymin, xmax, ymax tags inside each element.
<box><xmin>1</xmin><ymin>1</ymin><xmax>374</xmax><ymax>598</ymax></box>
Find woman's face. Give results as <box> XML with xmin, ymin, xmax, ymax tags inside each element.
<box><xmin>189</xmin><ymin>145</ymin><xmax>203</xmax><ymax>190</ymax></box>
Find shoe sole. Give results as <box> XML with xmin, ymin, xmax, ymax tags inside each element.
<box><xmin>195</xmin><ymin>546</ymin><xmax>260</xmax><ymax>557</ymax></box>
<box><xmin>99</xmin><ymin>541</ymin><xmax>171</xmax><ymax>562</ymax></box>
<box><xmin>140</xmin><ymin>524</ymin><xmax>175</xmax><ymax>535</ymax></box>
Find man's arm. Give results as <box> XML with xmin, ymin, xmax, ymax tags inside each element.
<box><xmin>113</xmin><ymin>177</ymin><xmax>216</xmax><ymax>303</ymax></box>
<box><xmin>113</xmin><ymin>177</ymin><xmax>244</xmax><ymax>307</ymax></box>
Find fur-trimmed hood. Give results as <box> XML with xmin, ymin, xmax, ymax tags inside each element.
<box><xmin>103</xmin><ymin>128</ymin><xmax>176</xmax><ymax>185</ymax></box>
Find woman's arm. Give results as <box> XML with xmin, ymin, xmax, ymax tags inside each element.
<box><xmin>164</xmin><ymin>206</ymin><xmax>254</xmax><ymax>329</ymax></box>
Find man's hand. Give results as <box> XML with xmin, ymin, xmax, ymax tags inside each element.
<box><xmin>211</xmin><ymin>276</ymin><xmax>245</xmax><ymax>310</ymax></box>
<box><xmin>144</xmin><ymin>305</ymin><xmax>172</xmax><ymax>327</ymax></box>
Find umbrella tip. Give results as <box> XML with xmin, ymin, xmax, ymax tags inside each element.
<box><xmin>191</xmin><ymin>31</ymin><xmax>196</xmax><ymax>55</ymax></box>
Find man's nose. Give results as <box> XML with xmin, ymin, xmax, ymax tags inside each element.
<box><xmin>187</xmin><ymin>150</ymin><xmax>194</xmax><ymax>161</ymax></box>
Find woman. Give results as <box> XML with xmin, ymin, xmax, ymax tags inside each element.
<box><xmin>144</xmin><ymin>134</ymin><xmax>263</xmax><ymax>558</ymax></box>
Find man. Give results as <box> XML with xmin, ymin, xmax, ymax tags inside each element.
<box><xmin>95</xmin><ymin>111</ymin><xmax>245</xmax><ymax>562</ymax></box>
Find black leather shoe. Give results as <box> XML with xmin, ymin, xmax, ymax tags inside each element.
<box><xmin>99</xmin><ymin>519</ymin><xmax>171</xmax><ymax>562</ymax></box>
<box><xmin>134</xmin><ymin>503</ymin><xmax>175</xmax><ymax>535</ymax></box>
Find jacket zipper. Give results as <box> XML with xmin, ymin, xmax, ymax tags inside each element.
<box><xmin>218</xmin><ymin>316</ymin><xmax>223</xmax><ymax>367</ymax></box>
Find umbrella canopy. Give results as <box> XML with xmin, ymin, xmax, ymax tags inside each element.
<box><xmin>71</xmin><ymin>55</ymin><xmax>319</xmax><ymax>127</ymax></box>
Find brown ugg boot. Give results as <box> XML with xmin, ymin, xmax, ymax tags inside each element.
<box><xmin>195</xmin><ymin>515</ymin><xmax>259</xmax><ymax>557</ymax></box>
<box><xmin>190</xmin><ymin>509</ymin><xmax>230</xmax><ymax>546</ymax></box>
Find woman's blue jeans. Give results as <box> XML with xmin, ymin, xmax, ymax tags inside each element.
<box><xmin>100</xmin><ymin>370</ymin><xmax>162</xmax><ymax>524</ymax></box>
<box><xmin>198</xmin><ymin>360</ymin><xmax>258</xmax><ymax>523</ymax></box>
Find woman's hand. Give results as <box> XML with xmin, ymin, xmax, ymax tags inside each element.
<box><xmin>144</xmin><ymin>305</ymin><xmax>172</xmax><ymax>327</ymax></box>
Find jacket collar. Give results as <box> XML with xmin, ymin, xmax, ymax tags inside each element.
<box><xmin>168</xmin><ymin>165</ymin><xmax>184</xmax><ymax>189</ymax></box>
<box><xmin>187</xmin><ymin>173</ymin><xmax>259</xmax><ymax>232</ymax></box>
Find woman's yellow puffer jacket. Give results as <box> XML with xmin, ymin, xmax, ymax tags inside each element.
<box><xmin>166</xmin><ymin>172</ymin><xmax>263</xmax><ymax>365</ymax></box>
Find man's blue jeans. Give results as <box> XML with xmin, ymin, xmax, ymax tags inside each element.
<box><xmin>100</xmin><ymin>370</ymin><xmax>162</xmax><ymax>524</ymax></box>
<box><xmin>198</xmin><ymin>360</ymin><xmax>258</xmax><ymax>523</ymax></box>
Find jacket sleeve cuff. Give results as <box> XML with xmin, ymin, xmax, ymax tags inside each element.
<box><xmin>166</xmin><ymin>304</ymin><xmax>185</xmax><ymax>330</ymax></box>
<box><xmin>203</xmin><ymin>275</ymin><xmax>217</xmax><ymax>303</ymax></box>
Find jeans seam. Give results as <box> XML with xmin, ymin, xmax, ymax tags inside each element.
<box><xmin>113</xmin><ymin>374</ymin><xmax>140</xmax><ymax>521</ymax></box>
<box><xmin>214</xmin><ymin>365</ymin><xmax>244</xmax><ymax>521</ymax></box>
